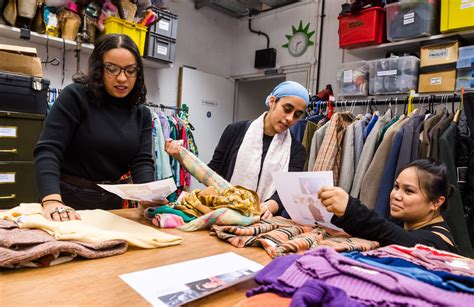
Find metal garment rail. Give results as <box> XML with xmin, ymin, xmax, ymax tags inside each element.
<box><xmin>309</xmin><ymin>94</ymin><xmax>462</xmax><ymax>113</ymax></box>
<box><xmin>144</xmin><ymin>103</ymin><xmax>183</xmax><ymax>111</ymax></box>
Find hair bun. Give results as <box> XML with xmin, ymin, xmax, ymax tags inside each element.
<box><xmin>448</xmin><ymin>184</ymin><xmax>455</xmax><ymax>198</ymax></box>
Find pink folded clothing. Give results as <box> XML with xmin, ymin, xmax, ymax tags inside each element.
<box><xmin>151</xmin><ymin>213</ymin><xmax>186</xmax><ymax>228</ymax></box>
<box><xmin>0</xmin><ymin>219</ymin><xmax>128</xmax><ymax>269</ymax></box>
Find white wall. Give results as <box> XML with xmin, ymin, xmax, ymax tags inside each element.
<box><xmin>317</xmin><ymin>0</ymin><xmax>345</xmax><ymax>92</ymax></box>
<box><xmin>231</xmin><ymin>1</ymin><xmax>319</xmax><ymax>80</ymax></box>
<box><xmin>149</xmin><ymin>0</ymin><xmax>237</xmax><ymax>106</ymax></box>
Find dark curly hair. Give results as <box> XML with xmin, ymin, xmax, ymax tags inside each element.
<box><xmin>400</xmin><ymin>159</ymin><xmax>453</xmax><ymax>212</ymax></box>
<box><xmin>79</xmin><ymin>34</ymin><xmax>147</xmax><ymax>105</ymax></box>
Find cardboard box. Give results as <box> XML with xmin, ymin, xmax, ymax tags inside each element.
<box><xmin>418</xmin><ymin>68</ymin><xmax>456</xmax><ymax>93</ymax></box>
<box><xmin>0</xmin><ymin>44</ymin><xmax>43</xmax><ymax>77</ymax></box>
<box><xmin>420</xmin><ymin>40</ymin><xmax>459</xmax><ymax>68</ymax></box>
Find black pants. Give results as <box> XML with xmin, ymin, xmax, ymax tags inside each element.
<box><xmin>60</xmin><ymin>181</ymin><xmax>123</xmax><ymax>210</ymax></box>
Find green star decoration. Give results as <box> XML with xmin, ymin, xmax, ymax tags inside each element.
<box><xmin>282</xmin><ymin>21</ymin><xmax>315</xmax><ymax>57</ymax></box>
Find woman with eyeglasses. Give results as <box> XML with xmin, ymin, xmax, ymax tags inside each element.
<box><xmin>34</xmin><ymin>34</ymin><xmax>155</xmax><ymax>222</ymax></box>
<box><xmin>165</xmin><ymin>81</ymin><xmax>309</xmax><ymax>219</ymax></box>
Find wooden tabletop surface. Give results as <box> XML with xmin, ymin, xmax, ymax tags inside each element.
<box><xmin>0</xmin><ymin>208</ymin><xmax>272</xmax><ymax>306</ymax></box>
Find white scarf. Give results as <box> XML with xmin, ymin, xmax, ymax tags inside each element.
<box><xmin>230</xmin><ymin>112</ymin><xmax>292</xmax><ymax>201</ymax></box>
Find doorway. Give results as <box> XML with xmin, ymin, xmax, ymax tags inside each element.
<box><xmin>234</xmin><ymin>76</ymin><xmax>286</xmax><ymax>122</ymax></box>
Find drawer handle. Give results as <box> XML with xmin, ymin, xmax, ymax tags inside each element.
<box><xmin>0</xmin><ymin>149</ymin><xmax>17</xmax><ymax>154</ymax></box>
<box><xmin>0</xmin><ymin>194</ymin><xmax>16</xmax><ymax>200</ymax></box>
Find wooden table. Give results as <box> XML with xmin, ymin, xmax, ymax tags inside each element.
<box><xmin>0</xmin><ymin>208</ymin><xmax>272</xmax><ymax>306</ymax></box>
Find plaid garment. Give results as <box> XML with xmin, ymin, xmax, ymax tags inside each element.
<box><xmin>212</xmin><ymin>216</ymin><xmax>378</xmax><ymax>258</ymax></box>
<box><xmin>312</xmin><ymin>112</ymin><xmax>354</xmax><ymax>185</ymax></box>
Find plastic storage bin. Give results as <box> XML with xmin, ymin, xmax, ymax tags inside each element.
<box><xmin>385</xmin><ymin>0</ymin><xmax>440</xmax><ymax>42</ymax></box>
<box><xmin>337</xmin><ymin>61</ymin><xmax>369</xmax><ymax>96</ymax></box>
<box><xmin>0</xmin><ymin>71</ymin><xmax>49</xmax><ymax>115</ymax></box>
<box><xmin>103</xmin><ymin>16</ymin><xmax>147</xmax><ymax>55</ymax></box>
<box><xmin>150</xmin><ymin>7</ymin><xmax>178</xmax><ymax>39</ymax></box>
<box><xmin>456</xmin><ymin>55</ymin><xmax>474</xmax><ymax>90</ymax></box>
<box><xmin>338</xmin><ymin>7</ymin><xmax>385</xmax><ymax>49</ymax></box>
<box><xmin>368</xmin><ymin>56</ymin><xmax>420</xmax><ymax>95</ymax></box>
<box><xmin>144</xmin><ymin>33</ymin><xmax>176</xmax><ymax>63</ymax></box>
<box><xmin>441</xmin><ymin>0</ymin><xmax>474</xmax><ymax>33</ymax></box>
<box><xmin>459</xmin><ymin>46</ymin><xmax>474</xmax><ymax>59</ymax></box>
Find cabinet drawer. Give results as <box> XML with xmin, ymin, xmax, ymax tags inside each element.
<box><xmin>0</xmin><ymin>161</ymin><xmax>38</xmax><ymax>209</ymax></box>
<box><xmin>0</xmin><ymin>111</ymin><xmax>44</xmax><ymax>161</ymax></box>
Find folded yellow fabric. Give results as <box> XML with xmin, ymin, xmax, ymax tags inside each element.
<box><xmin>0</xmin><ymin>203</ymin><xmax>182</xmax><ymax>248</ymax></box>
<box><xmin>175</xmin><ymin>186</ymin><xmax>261</xmax><ymax>218</ymax></box>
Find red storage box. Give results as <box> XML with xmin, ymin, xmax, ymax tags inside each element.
<box><xmin>338</xmin><ymin>7</ymin><xmax>386</xmax><ymax>49</ymax></box>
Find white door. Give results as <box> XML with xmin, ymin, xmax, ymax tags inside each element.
<box><xmin>179</xmin><ymin>67</ymin><xmax>235</xmax><ymax>190</ymax></box>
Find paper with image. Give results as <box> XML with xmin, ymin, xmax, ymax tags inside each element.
<box><xmin>120</xmin><ymin>252</ymin><xmax>263</xmax><ymax>306</ymax></box>
<box><xmin>98</xmin><ymin>178</ymin><xmax>177</xmax><ymax>202</ymax></box>
<box><xmin>272</xmin><ymin>171</ymin><xmax>342</xmax><ymax>231</ymax></box>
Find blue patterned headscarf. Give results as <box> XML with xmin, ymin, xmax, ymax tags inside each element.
<box><xmin>265</xmin><ymin>81</ymin><xmax>309</xmax><ymax>107</ymax></box>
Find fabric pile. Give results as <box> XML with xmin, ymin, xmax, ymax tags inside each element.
<box><xmin>145</xmin><ymin>147</ymin><xmax>261</xmax><ymax>231</ymax></box>
<box><xmin>238</xmin><ymin>245</ymin><xmax>474</xmax><ymax>306</ymax></box>
<box><xmin>0</xmin><ymin>219</ymin><xmax>127</xmax><ymax>268</ymax></box>
<box><xmin>212</xmin><ymin>216</ymin><xmax>379</xmax><ymax>258</ymax></box>
<box><xmin>0</xmin><ymin>203</ymin><xmax>183</xmax><ymax>268</ymax></box>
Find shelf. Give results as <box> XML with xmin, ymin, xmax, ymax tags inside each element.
<box><xmin>0</xmin><ymin>24</ymin><xmax>171</xmax><ymax>69</ymax></box>
<box><xmin>0</xmin><ymin>24</ymin><xmax>94</xmax><ymax>53</ymax></box>
<box><xmin>345</xmin><ymin>28</ymin><xmax>474</xmax><ymax>59</ymax></box>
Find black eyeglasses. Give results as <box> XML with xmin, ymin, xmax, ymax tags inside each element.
<box><xmin>103</xmin><ymin>63</ymin><xmax>139</xmax><ymax>78</ymax></box>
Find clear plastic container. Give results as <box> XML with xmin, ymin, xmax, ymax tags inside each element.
<box><xmin>368</xmin><ymin>56</ymin><xmax>420</xmax><ymax>95</ymax></box>
<box><xmin>336</xmin><ymin>61</ymin><xmax>369</xmax><ymax>96</ymax></box>
<box><xmin>457</xmin><ymin>57</ymin><xmax>474</xmax><ymax>69</ymax></box>
<box><xmin>459</xmin><ymin>45</ymin><xmax>474</xmax><ymax>59</ymax></box>
<box><xmin>456</xmin><ymin>66</ymin><xmax>474</xmax><ymax>90</ymax></box>
<box><xmin>385</xmin><ymin>0</ymin><xmax>440</xmax><ymax>42</ymax></box>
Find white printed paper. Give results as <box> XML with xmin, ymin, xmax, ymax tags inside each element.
<box><xmin>0</xmin><ymin>126</ymin><xmax>17</xmax><ymax>138</ymax></box>
<box><xmin>377</xmin><ymin>70</ymin><xmax>397</xmax><ymax>77</ymax></box>
<box><xmin>461</xmin><ymin>1</ymin><xmax>474</xmax><ymax>9</ymax></box>
<box><xmin>120</xmin><ymin>252</ymin><xmax>263</xmax><ymax>306</ymax></box>
<box><xmin>428</xmin><ymin>48</ymin><xmax>449</xmax><ymax>59</ymax></box>
<box><xmin>158</xmin><ymin>20</ymin><xmax>170</xmax><ymax>31</ymax></box>
<box><xmin>157</xmin><ymin>45</ymin><xmax>168</xmax><ymax>55</ymax></box>
<box><xmin>272</xmin><ymin>171</ymin><xmax>342</xmax><ymax>231</ymax></box>
<box><xmin>0</xmin><ymin>173</ymin><xmax>15</xmax><ymax>183</ymax></box>
<box><xmin>430</xmin><ymin>77</ymin><xmax>442</xmax><ymax>85</ymax></box>
<box><xmin>98</xmin><ymin>178</ymin><xmax>176</xmax><ymax>201</ymax></box>
<box><xmin>343</xmin><ymin>70</ymin><xmax>353</xmax><ymax>83</ymax></box>
<box><xmin>403</xmin><ymin>17</ymin><xmax>415</xmax><ymax>25</ymax></box>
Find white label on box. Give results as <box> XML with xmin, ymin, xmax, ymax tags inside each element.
<box><xmin>461</xmin><ymin>2</ymin><xmax>474</xmax><ymax>9</ymax></box>
<box><xmin>429</xmin><ymin>48</ymin><xmax>449</xmax><ymax>58</ymax></box>
<box><xmin>0</xmin><ymin>173</ymin><xmax>15</xmax><ymax>184</ymax></box>
<box><xmin>158</xmin><ymin>20</ymin><xmax>170</xmax><ymax>31</ymax></box>
<box><xmin>0</xmin><ymin>126</ymin><xmax>17</xmax><ymax>138</ymax></box>
<box><xmin>343</xmin><ymin>70</ymin><xmax>353</xmax><ymax>83</ymax></box>
<box><xmin>403</xmin><ymin>17</ymin><xmax>415</xmax><ymax>25</ymax></box>
<box><xmin>431</xmin><ymin>77</ymin><xmax>442</xmax><ymax>85</ymax></box>
<box><xmin>157</xmin><ymin>46</ymin><xmax>168</xmax><ymax>56</ymax></box>
<box><xmin>377</xmin><ymin>70</ymin><xmax>397</xmax><ymax>77</ymax></box>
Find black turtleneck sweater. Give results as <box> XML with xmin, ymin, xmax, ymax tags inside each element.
<box><xmin>34</xmin><ymin>83</ymin><xmax>155</xmax><ymax>199</ymax></box>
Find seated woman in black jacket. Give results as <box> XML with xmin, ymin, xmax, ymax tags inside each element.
<box><xmin>318</xmin><ymin>159</ymin><xmax>458</xmax><ymax>254</ymax></box>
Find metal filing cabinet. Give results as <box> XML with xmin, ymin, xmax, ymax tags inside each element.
<box><xmin>0</xmin><ymin>111</ymin><xmax>44</xmax><ymax>209</ymax></box>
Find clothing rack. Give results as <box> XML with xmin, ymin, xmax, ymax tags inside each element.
<box><xmin>309</xmin><ymin>93</ymin><xmax>462</xmax><ymax>113</ymax></box>
<box><xmin>144</xmin><ymin>102</ymin><xmax>183</xmax><ymax>111</ymax></box>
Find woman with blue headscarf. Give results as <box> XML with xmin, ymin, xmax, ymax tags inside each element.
<box><xmin>166</xmin><ymin>81</ymin><xmax>308</xmax><ymax>218</ymax></box>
